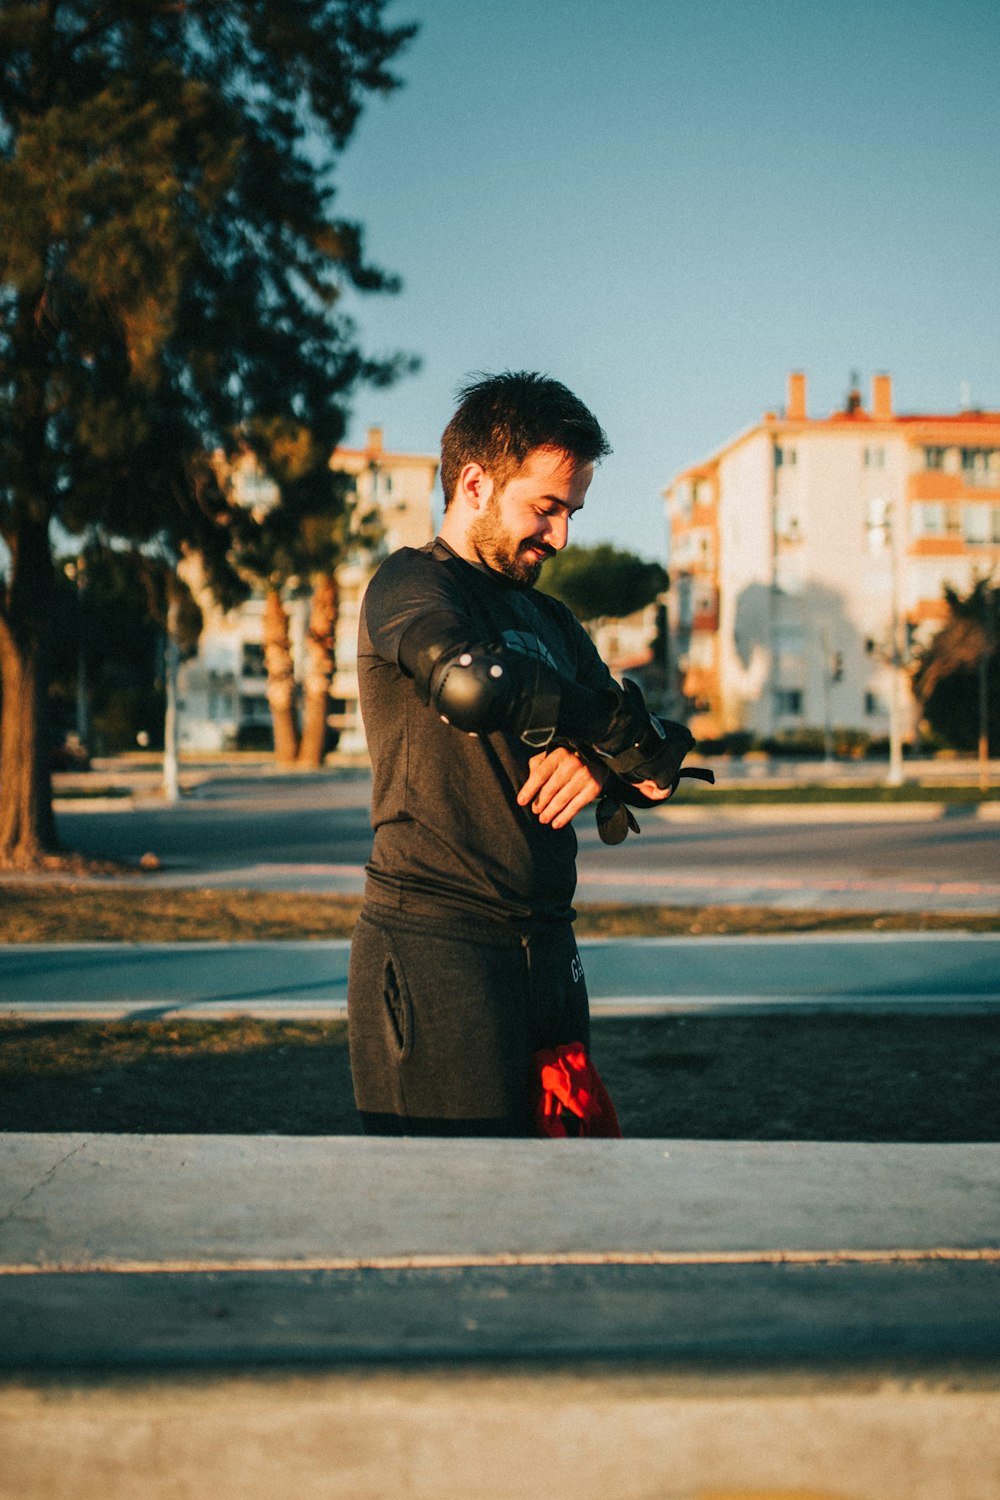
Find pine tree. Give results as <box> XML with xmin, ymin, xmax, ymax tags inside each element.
<box><xmin>913</xmin><ymin>579</ymin><xmax>998</xmax><ymax>754</ymax></box>
<box><xmin>0</xmin><ymin>0</ymin><xmax>416</xmax><ymax>863</ymax></box>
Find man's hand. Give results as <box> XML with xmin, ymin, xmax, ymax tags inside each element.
<box><xmin>517</xmin><ymin>747</ymin><xmax>607</xmax><ymax>829</ymax></box>
<box><xmin>630</xmin><ymin>778</ymin><xmax>677</xmax><ymax>802</ymax></box>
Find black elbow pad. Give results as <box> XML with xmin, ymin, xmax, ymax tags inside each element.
<box><xmin>433</xmin><ymin>647</ymin><xmax>514</xmax><ymax>733</ymax></box>
<box><xmin>432</xmin><ymin>645</ymin><xmax>562</xmax><ymax>747</ymax></box>
<box><xmin>398</xmin><ymin>614</ymin><xmax>562</xmax><ymax>745</ymax></box>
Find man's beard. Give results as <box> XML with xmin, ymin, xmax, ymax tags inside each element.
<box><xmin>469</xmin><ymin>498</ymin><xmax>555</xmax><ymax>586</ymax></box>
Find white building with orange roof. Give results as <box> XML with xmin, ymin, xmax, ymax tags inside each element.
<box><xmin>664</xmin><ymin>372</ymin><xmax>1000</xmax><ymax>746</ymax></box>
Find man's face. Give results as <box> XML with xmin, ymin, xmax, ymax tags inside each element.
<box><xmin>468</xmin><ymin>446</ymin><xmax>593</xmax><ymax>586</ymax></box>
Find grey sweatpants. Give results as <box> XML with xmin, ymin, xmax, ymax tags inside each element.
<box><xmin>347</xmin><ymin>903</ymin><xmax>590</xmax><ymax>1136</ymax></box>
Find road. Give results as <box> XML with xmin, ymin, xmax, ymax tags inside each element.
<box><xmin>50</xmin><ymin>767</ymin><xmax>1000</xmax><ymax>911</ymax></box>
<box><xmin>2</xmin><ymin>933</ymin><xmax>997</xmax><ymax>1019</ymax></box>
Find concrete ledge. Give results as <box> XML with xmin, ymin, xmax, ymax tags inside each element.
<box><xmin>3</xmin><ymin>1135</ymin><xmax>1000</xmax><ymax>1272</ymax></box>
<box><xmin>3</xmin><ymin>1136</ymin><xmax>998</xmax><ymax>1373</ymax></box>
<box><xmin>3</xmin><ymin>1258</ymin><xmax>1000</xmax><ymax>1372</ymax></box>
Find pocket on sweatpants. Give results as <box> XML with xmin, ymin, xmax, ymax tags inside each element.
<box><xmin>381</xmin><ymin>950</ymin><xmax>413</xmax><ymax>1060</ymax></box>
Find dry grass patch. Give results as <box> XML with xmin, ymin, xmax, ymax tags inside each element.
<box><xmin>0</xmin><ymin>886</ymin><xmax>365</xmax><ymax>943</ymax></box>
<box><xmin>2</xmin><ymin>885</ymin><xmax>998</xmax><ymax>943</ymax></box>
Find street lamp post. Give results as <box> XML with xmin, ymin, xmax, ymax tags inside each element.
<box><xmin>887</xmin><ymin>500</ymin><xmax>905</xmax><ymax>787</ymax></box>
<box><xmin>820</xmin><ymin>626</ymin><xmax>834</xmax><ymax>765</ymax></box>
<box><xmin>976</xmin><ymin>578</ymin><xmax>994</xmax><ymax>794</ymax></box>
<box><xmin>64</xmin><ymin>555</ymin><xmax>90</xmax><ymax>751</ymax></box>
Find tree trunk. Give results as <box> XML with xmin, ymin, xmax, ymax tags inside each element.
<box><xmin>0</xmin><ymin>519</ymin><xmax>59</xmax><ymax>867</ymax></box>
<box><xmin>262</xmin><ymin>587</ymin><xmax>299</xmax><ymax>764</ymax></box>
<box><xmin>297</xmin><ymin>574</ymin><xmax>337</xmax><ymax>769</ymax></box>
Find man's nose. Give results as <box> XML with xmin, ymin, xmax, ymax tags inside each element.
<box><xmin>540</xmin><ymin>511</ymin><xmax>569</xmax><ymax>549</ymax></box>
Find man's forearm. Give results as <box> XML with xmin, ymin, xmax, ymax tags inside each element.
<box><xmin>397</xmin><ymin>612</ymin><xmax>694</xmax><ymax>787</ymax></box>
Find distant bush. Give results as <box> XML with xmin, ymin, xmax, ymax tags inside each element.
<box><xmin>235</xmin><ymin>723</ymin><xmax>274</xmax><ymax>751</ymax></box>
<box><xmin>761</xmin><ymin>728</ymin><xmax>877</xmax><ymax>759</ymax></box>
<box><xmin>692</xmin><ymin>731</ymin><xmax>756</xmax><ymax>757</ymax></box>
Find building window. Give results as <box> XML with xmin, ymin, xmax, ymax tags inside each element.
<box><xmin>671</xmin><ymin>480</ymin><xmax>693</xmax><ymax>519</ymax></box>
<box><xmin>774</xmin><ymin>688</ymin><xmax>803</xmax><ymax>716</ymax></box>
<box><xmin>917</xmin><ymin>503</ymin><xmax>961</xmax><ymax>537</ymax></box>
<box><xmin>241</xmin><ymin>642</ymin><xmax>267</xmax><ymax>679</ymax></box>
<box><xmin>775</xmin><ymin>446</ymin><xmax>796</xmax><ymax>467</ymax></box>
<box><xmin>964</xmin><ymin>505</ymin><xmax>990</xmax><ymax>544</ymax></box>
<box><xmin>239</xmin><ymin>694</ymin><xmax>271</xmax><ymax>724</ymax></box>
<box><xmin>865</xmin><ymin>691</ymin><xmax>889</xmax><ymax>716</ymax></box>
<box><xmin>208</xmin><ymin>690</ymin><xmax>234</xmax><ymax>723</ymax></box>
<box><xmin>994</xmin><ymin>505</ymin><xmax>1000</xmax><ymax>544</ymax></box>
<box><xmin>919</xmin><ymin>503</ymin><xmax>942</xmax><ymax>536</ymax></box>
<box><xmin>864</xmin><ymin>446</ymin><xmax>885</xmax><ymax>469</ymax></box>
<box><xmin>962</xmin><ymin>448</ymin><xmax>997</xmax><ymax>487</ymax></box>
<box><xmin>924</xmin><ymin>446</ymin><xmax>947</xmax><ymax>470</ymax></box>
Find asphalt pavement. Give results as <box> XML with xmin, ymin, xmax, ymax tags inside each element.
<box><xmin>39</xmin><ymin>763</ymin><xmax>1000</xmax><ymax>912</ymax></box>
<box><xmin>2</xmin><ymin>933</ymin><xmax>998</xmax><ymax>1019</ymax></box>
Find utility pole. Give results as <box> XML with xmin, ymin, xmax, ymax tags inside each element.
<box><xmin>979</xmin><ymin>648</ymin><xmax>990</xmax><ymax>793</ymax></box>
<box><xmin>977</xmin><ymin>580</ymin><xmax>994</xmax><ymax>794</ymax></box>
<box><xmin>820</xmin><ymin>626</ymin><xmax>834</xmax><ymax>765</ymax></box>
<box><xmin>887</xmin><ymin>500</ymin><xmax>905</xmax><ymax>787</ymax></box>
<box><xmin>163</xmin><ymin>586</ymin><xmax>181</xmax><ymax>805</ymax></box>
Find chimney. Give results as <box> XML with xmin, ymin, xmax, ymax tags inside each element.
<box><xmin>872</xmin><ymin>373</ymin><xmax>893</xmax><ymax>420</ymax></box>
<box><xmin>367</xmin><ymin>425</ymin><xmax>384</xmax><ymax>456</ymax></box>
<box><xmin>786</xmin><ymin>371</ymin><xmax>807</xmax><ymax>422</ymax></box>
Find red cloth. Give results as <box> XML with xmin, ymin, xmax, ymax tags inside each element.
<box><xmin>533</xmin><ymin>1042</ymin><xmax>622</xmax><ymax>1138</ymax></box>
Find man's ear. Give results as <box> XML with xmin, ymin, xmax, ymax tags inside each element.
<box><xmin>456</xmin><ymin>462</ymin><xmax>493</xmax><ymax>511</ymax></box>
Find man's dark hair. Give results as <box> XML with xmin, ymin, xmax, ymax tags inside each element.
<box><xmin>439</xmin><ymin>371</ymin><xmax>611</xmax><ymax>507</ymax></box>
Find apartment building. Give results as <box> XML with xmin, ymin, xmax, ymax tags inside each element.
<box><xmin>177</xmin><ymin>429</ymin><xmax>437</xmax><ymax>752</ymax></box>
<box><xmin>664</xmin><ymin>372</ymin><xmax>1000</xmax><ymax>741</ymax></box>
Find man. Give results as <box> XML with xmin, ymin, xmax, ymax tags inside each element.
<box><xmin>348</xmin><ymin>371</ymin><xmax>695</xmax><ymax>1135</ymax></box>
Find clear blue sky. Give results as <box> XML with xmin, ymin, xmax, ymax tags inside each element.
<box><xmin>334</xmin><ymin>0</ymin><xmax>1000</xmax><ymax>559</ymax></box>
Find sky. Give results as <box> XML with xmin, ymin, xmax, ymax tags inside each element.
<box><xmin>332</xmin><ymin>0</ymin><xmax>1000</xmax><ymax>559</ymax></box>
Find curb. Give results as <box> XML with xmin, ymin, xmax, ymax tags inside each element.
<box><xmin>650</xmin><ymin>800</ymin><xmax>1000</xmax><ymax>824</ymax></box>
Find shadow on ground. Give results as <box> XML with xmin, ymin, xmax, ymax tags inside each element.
<box><xmin>2</xmin><ymin>1014</ymin><xmax>998</xmax><ymax>1140</ymax></box>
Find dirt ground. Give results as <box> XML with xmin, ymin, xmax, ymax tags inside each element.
<box><xmin>2</xmin><ymin>1012</ymin><xmax>997</xmax><ymax>1141</ymax></box>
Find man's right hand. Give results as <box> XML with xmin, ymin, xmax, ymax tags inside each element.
<box><xmin>517</xmin><ymin>747</ymin><xmax>608</xmax><ymax>829</ymax></box>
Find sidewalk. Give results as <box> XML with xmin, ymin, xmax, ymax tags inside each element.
<box><xmin>2</xmin><ymin>1133</ymin><xmax>999</xmax><ymax>1498</ymax></box>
